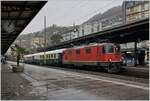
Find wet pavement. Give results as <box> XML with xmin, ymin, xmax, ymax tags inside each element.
<box><xmin>1</xmin><ymin>64</ymin><xmax>41</xmax><ymax>100</ymax></box>
<box><xmin>2</xmin><ymin>62</ymin><xmax>149</xmax><ymax>100</ymax></box>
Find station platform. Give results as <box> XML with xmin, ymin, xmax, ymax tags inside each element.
<box><xmin>1</xmin><ymin>64</ymin><xmax>41</xmax><ymax>100</ymax></box>
<box><xmin>1</xmin><ymin>62</ymin><xmax>149</xmax><ymax>100</ymax></box>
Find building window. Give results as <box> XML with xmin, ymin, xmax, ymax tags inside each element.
<box><xmin>144</xmin><ymin>3</ymin><xmax>149</xmax><ymax>11</ymax></box>
<box><xmin>97</xmin><ymin>25</ymin><xmax>100</xmax><ymax>31</ymax></box>
<box><xmin>91</xmin><ymin>27</ymin><xmax>94</xmax><ymax>33</ymax></box>
<box><xmin>82</xmin><ymin>29</ymin><xmax>84</xmax><ymax>35</ymax></box>
<box><xmin>144</xmin><ymin>11</ymin><xmax>149</xmax><ymax>18</ymax></box>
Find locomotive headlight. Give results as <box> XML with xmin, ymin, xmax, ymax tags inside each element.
<box><xmin>108</xmin><ymin>59</ymin><xmax>112</xmax><ymax>61</ymax></box>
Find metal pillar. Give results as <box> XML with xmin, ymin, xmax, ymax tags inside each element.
<box><xmin>134</xmin><ymin>41</ymin><xmax>138</xmax><ymax>66</ymax></box>
<box><xmin>44</xmin><ymin>16</ymin><xmax>46</xmax><ymax>64</ymax></box>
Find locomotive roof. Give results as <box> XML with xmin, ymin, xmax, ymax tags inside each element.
<box><xmin>45</xmin><ymin>48</ymin><xmax>66</xmax><ymax>54</ymax></box>
<box><xmin>24</xmin><ymin>48</ymin><xmax>66</xmax><ymax>57</ymax></box>
<box><xmin>70</xmin><ymin>43</ymin><xmax>115</xmax><ymax>49</ymax></box>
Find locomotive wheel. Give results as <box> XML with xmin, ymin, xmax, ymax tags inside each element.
<box><xmin>107</xmin><ymin>63</ymin><xmax>121</xmax><ymax>73</ymax></box>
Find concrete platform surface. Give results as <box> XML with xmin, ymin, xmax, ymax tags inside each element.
<box><xmin>1</xmin><ymin>64</ymin><xmax>41</xmax><ymax>100</ymax></box>
<box><xmin>2</xmin><ymin>62</ymin><xmax>149</xmax><ymax>100</ymax></box>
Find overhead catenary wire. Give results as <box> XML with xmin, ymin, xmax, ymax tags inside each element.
<box><xmin>48</xmin><ymin>0</ymin><xmax>119</xmax><ymax>34</ymax></box>
<box><xmin>70</xmin><ymin>0</ymin><xmax>116</xmax><ymax>25</ymax></box>
<box><xmin>55</xmin><ymin>0</ymin><xmax>117</xmax><ymax>37</ymax></box>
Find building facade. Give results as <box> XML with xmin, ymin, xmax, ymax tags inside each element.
<box><xmin>31</xmin><ymin>37</ymin><xmax>45</xmax><ymax>48</ymax></box>
<box><xmin>101</xmin><ymin>15</ymin><xmax>123</xmax><ymax>30</ymax></box>
<box><xmin>61</xmin><ymin>28</ymin><xmax>78</xmax><ymax>42</ymax></box>
<box><xmin>123</xmin><ymin>1</ymin><xmax>149</xmax><ymax>23</ymax></box>
<box><xmin>61</xmin><ymin>1</ymin><xmax>149</xmax><ymax>43</ymax></box>
<box><xmin>121</xmin><ymin>1</ymin><xmax>149</xmax><ymax>51</ymax></box>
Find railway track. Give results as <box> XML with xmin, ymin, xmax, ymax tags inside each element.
<box><xmin>45</xmin><ymin>65</ymin><xmax>149</xmax><ymax>84</ymax></box>
<box><xmin>8</xmin><ymin>61</ymin><xmax>149</xmax><ymax>84</ymax></box>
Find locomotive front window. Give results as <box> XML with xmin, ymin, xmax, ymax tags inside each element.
<box><xmin>104</xmin><ymin>45</ymin><xmax>114</xmax><ymax>53</ymax></box>
<box><xmin>115</xmin><ymin>45</ymin><xmax>120</xmax><ymax>53</ymax></box>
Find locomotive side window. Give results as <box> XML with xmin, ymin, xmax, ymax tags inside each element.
<box><xmin>67</xmin><ymin>50</ymin><xmax>72</xmax><ymax>54</ymax></box>
<box><xmin>102</xmin><ymin>46</ymin><xmax>105</xmax><ymax>53</ymax></box>
<box><xmin>85</xmin><ymin>47</ymin><xmax>91</xmax><ymax>54</ymax></box>
<box><xmin>104</xmin><ymin>45</ymin><xmax>114</xmax><ymax>53</ymax></box>
<box><xmin>76</xmin><ymin>49</ymin><xmax>80</xmax><ymax>54</ymax></box>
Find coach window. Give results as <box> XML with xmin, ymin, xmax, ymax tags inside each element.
<box><xmin>41</xmin><ymin>55</ymin><xmax>43</xmax><ymax>59</ymax></box>
<box><xmin>51</xmin><ymin>54</ymin><xmax>53</xmax><ymax>59</ymax></box>
<box><xmin>76</xmin><ymin>49</ymin><xmax>80</xmax><ymax>54</ymax></box>
<box><xmin>48</xmin><ymin>54</ymin><xmax>49</xmax><ymax>59</ymax></box>
<box><xmin>50</xmin><ymin>54</ymin><xmax>52</xmax><ymax>59</ymax></box>
<box><xmin>85</xmin><ymin>47</ymin><xmax>91</xmax><ymax>54</ymax></box>
<box><xmin>54</xmin><ymin>54</ymin><xmax>56</xmax><ymax>59</ymax></box>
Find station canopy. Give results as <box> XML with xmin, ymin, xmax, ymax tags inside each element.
<box><xmin>1</xmin><ymin>1</ymin><xmax>47</xmax><ymax>54</ymax></box>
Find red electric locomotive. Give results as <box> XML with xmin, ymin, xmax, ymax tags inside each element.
<box><xmin>63</xmin><ymin>43</ymin><xmax>123</xmax><ymax>73</ymax></box>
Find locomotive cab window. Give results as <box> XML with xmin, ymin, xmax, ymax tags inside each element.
<box><xmin>104</xmin><ymin>45</ymin><xmax>114</xmax><ymax>53</ymax></box>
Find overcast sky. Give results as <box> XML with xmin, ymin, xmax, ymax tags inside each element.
<box><xmin>21</xmin><ymin>0</ymin><xmax>124</xmax><ymax>35</ymax></box>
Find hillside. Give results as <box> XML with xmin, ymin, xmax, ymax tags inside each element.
<box><xmin>83</xmin><ymin>6</ymin><xmax>122</xmax><ymax>24</ymax></box>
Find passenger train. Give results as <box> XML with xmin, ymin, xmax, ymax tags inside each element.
<box><xmin>24</xmin><ymin>43</ymin><xmax>123</xmax><ymax>73</ymax></box>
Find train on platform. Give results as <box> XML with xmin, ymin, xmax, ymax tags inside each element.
<box><xmin>24</xmin><ymin>43</ymin><xmax>123</xmax><ymax>73</ymax></box>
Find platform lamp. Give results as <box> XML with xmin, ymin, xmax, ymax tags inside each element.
<box><xmin>2</xmin><ymin>20</ymin><xmax>15</xmax><ymax>33</ymax></box>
